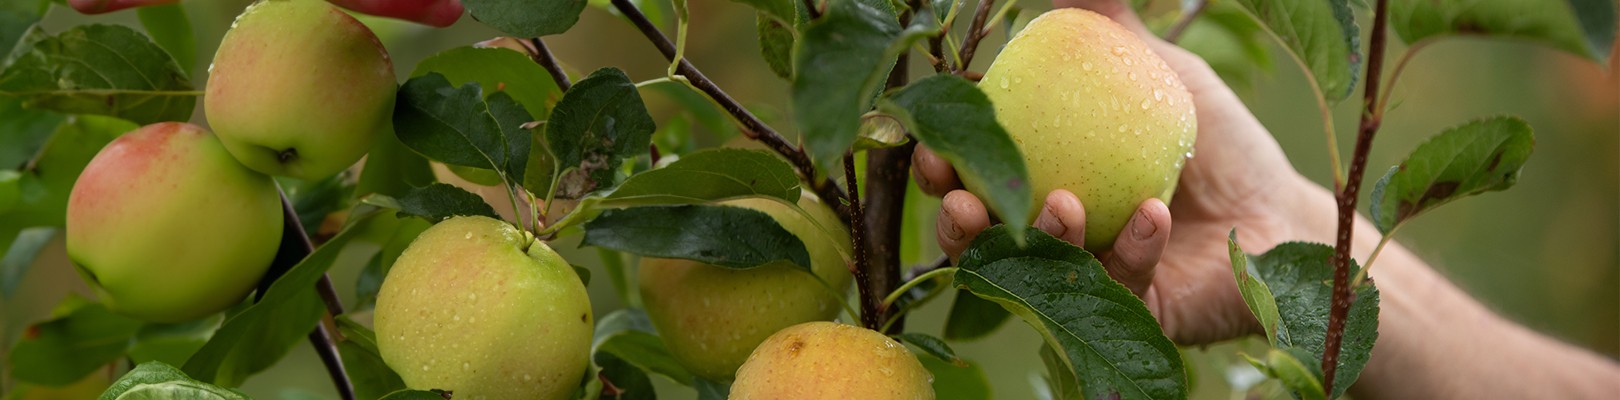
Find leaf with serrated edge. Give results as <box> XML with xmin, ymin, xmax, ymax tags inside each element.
<box><xmin>0</xmin><ymin>24</ymin><xmax>194</xmax><ymax>124</ymax></box>
<box><xmin>1370</xmin><ymin>116</ymin><xmax>1533</xmax><ymax>234</ymax></box>
<box><xmin>1232</xmin><ymin>0</ymin><xmax>1360</xmax><ymax>102</ymax></box>
<box><xmin>582</xmin><ymin>205</ymin><xmax>811</xmax><ymax>271</ymax></box>
<box><xmin>1392</xmin><ymin>0</ymin><xmax>1612</xmax><ymax>61</ymax></box>
<box><xmin>1250</xmin><ymin>242</ymin><xmax>1379</xmax><ymax>399</ymax></box>
<box><xmin>393</xmin><ymin>73</ymin><xmax>531</xmax><ymax>182</ymax></box>
<box><xmin>463</xmin><ymin>0</ymin><xmax>587</xmax><ymax>37</ymax></box>
<box><xmin>895</xmin><ymin>333</ymin><xmax>963</xmax><ymax>366</ymax></box>
<box><xmin>102</xmin><ymin>362</ymin><xmax>249</xmax><ymax>400</ymax></box>
<box><xmin>545</xmin><ymin>68</ymin><xmax>656</xmax><ymax>199</ymax></box>
<box><xmin>793</xmin><ymin>0</ymin><xmax>900</xmax><ymax>170</ymax></box>
<box><xmin>1228</xmin><ymin>230</ymin><xmax>1284</xmax><ymax>346</ymax></box>
<box><xmin>388</xmin><ymin>183</ymin><xmax>500</xmax><ymax>222</ymax></box>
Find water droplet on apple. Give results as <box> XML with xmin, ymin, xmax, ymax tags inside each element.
<box><xmin>1082</xmin><ymin>61</ymin><xmax>1093</xmax><ymax>70</ymax></box>
<box><xmin>999</xmin><ymin>77</ymin><xmax>1009</xmax><ymax>89</ymax></box>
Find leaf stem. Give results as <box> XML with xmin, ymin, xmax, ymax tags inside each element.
<box><xmin>1350</xmin><ymin>228</ymin><xmax>1397</xmax><ymax>288</ymax></box>
<box><xmin>259</xmin><ymin>187</ymin><xmax>354</xmax><ymax>400</ymax></box>
<box><xmin>1323</xmin><ymin>0</ymin><xmax>1391</xmax><ymax>392</ymax></box>
<box><xmin>527</xmin><ymin>38</ymin><xmax>572</xmax><ymax>91</ymax></box>
<box><xmin>880</xmin><ymin>266</ymin><xmax>958</xmax><ymax>309</ymax></box>
<box><xmin>607</xmin><ymin>0</ymin><xmax>850</xmax><ymax>222</ymax></box>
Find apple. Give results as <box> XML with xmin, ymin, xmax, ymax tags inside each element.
<box><xmin>971</xmin><ymin>8</ymin><xmax>1197</xmax><ymax>250</ymax></box>
<box><xmin>66</xmin><ymin>122</ymin><xmax>283</xmax><ymax>323</ymax></box>
<box><xmin>205</xmin><ymin>0</ymin><xmax>396</xmax><ymax>181</ymax></box>
<box><xmin>374</xmin><ymin>215</ymin><xmax>591</xmax><ymax>400</ymax></box>
<box><xmin>730</xmin><ymin>321</ymin><xmax>934</xmax><ymax>399</ymax></box>
<box><xmin>328</xmin><ymin>0</ymin><xmax>464</xmax><ymax>27</ymax></box>
<box><xmin>67</xmin><ymin>0</ymin><xmax>177</xmax><ymax>14</ymax></box>
<box><xmin>639</xmin><ymin>191</ymin><xmax>852</xmax><ymax>380</ymax></box>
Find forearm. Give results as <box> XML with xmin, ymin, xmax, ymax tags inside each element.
<box><xmin>1285</xmin><ymin>179</ymin><xmax>1620</xmax><ymax>398</ymax></box>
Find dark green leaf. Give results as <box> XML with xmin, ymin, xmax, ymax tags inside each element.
<box><xmin>1228</xmin><ymin>230</ymin><xmax>1283</xmax><ymax>346</ymax></box>
<box><xmin>757</xmin><ymin>12</ymin><xmax>796</xmax><ymax>80</ymax></box>
<box><xmin>880</xmin><ymin>74</ymin><xmax>1031</xmax><ymax>243</ymax></box>
<box><xmin>605</xmin><ymin>148</ymin><xmax>800</xmax><ymax>205</ymax></box>
<box><xmin>0</xmin><ymin>116</ymin><xmax>134</xmax><ymax>229</ymax></box>
<box><xmin>545</xmin><ymin>67</ymin><xmax>656</xmax><ymax>199</ymax></box>
<box><xmin>373</xmin><ymin>183</ymin><xmax>501</xmax><ymax>222</ymax></box>
<box><xmin>598</xmin><ymin>248</ymin><xmax>638</xmax><ymax>306</ymax></box>
<box><xmin>100</xmin><ymin>362</ymin><xmax>249</xmax><ymax>400</ymax></box>
<box><xmin>732</xmin><ymin>0</ymin><xmax>794</xmax><ymax>23</ymax></box>
<box><xmin>593</xmin><ymin>309</ymin><xmax>694</xmax><ymax>386</ymax></box>
<box><xmin>1233</xmin><ymin>0</ymin><xmax>1360</xmax><ymax>102</ymax></box>
<box><xmin>694</xmin><ymin>377</ymin><xmax>729</xmax><ymax>400</ymax></box>
<box><xmin>0</xmin><ymin>0</ymin><xmax>49</xmax><ymax>58</ymax></box>
<box><xmin>0</xmin><ymin>226</ymin><xmax>53</xmax><ymax>297</ymax></box>
<box><xmin>280</xmin><ymin>173</ymin><xmax>354</xmax><ymax>237</ymax></box>
<box><xmin>182</xmin><ymin>211</ymin><xmax>383</xmax><ymax>387</ymax></box>
<box><xmin>584</xmin><ymin>205</ymin><xmax>811</xmax><ymax>271</ymax></box>
<box><xmin>136</xmin><ymin>4</ymin><xmax>196</xmax><ymax>76</ymax></box>
<box><xmin>128</xmin><ymin>315</ymin><xmax>223</xmax><ymax>367</ymax></box>
<box><xmin>0</xmin><ymin>24</ymin><xmax>195</xmax><ymax>124</ymax></box>
<box><xmin>463</xmin><ymin>0</ymin><xmax>587</xmax><ymax>37</ymax></box>
<box><xmin>1250</xmin><ymin>242</ymin><xmax>1379</xmax><ymax>399</ymax></box>
<box><xmin>0</xmin><ymin>96</ymin><xmax>62</xmax><ymax>170</ymax></box>
<box><xmin>954</xmin><ymin>225</ymin><xmax>1185</xmax><ymax>399</ymax></box>
<box><xmin>919</xmin><ymin>356</ymin><xmax>992</xmax><ymax>400</ymax></box>
<box><xmin>1392</xmin><ymin>0</ymin><xmax>1614</xmax><ymax>62</ymax></box>
<box><xmin>793</xmin><ymin>0</ymin><xmax>900</xmax><ymax>169</ymax></box>
<box><xmin>335</xmin><ymin>316</ymin><xmax>407</xmax><ymax>400</ymax></box>
<box><xmin>411</xmin><ymin>46</ymin><xmax>560</xmax><ymax>119</ymax></box>
<box><xmin>379</xmin><ymin>389</ymin><xmax>450</xmax><ymax>400</ymax></box>
<box><xmin>1241</xmin><ymin>348</ymin><xmax>1325</xmax><ymax>400</ymax></box>
<box><xmin>356</xmin><ymin>133</ymin><xmax>435</xmax><ymax>200</ymax></box>
<box><xmin>1037</xmin><ymin>342</ymin><xmax>1082</xmax><ymax>400</ymax></box>
<box><xmin>943</xmin><ymin>291</ymin><xmax>1011</xmax><ymax>341</ymax></box>
<box><xmin>394</xmin><ymin>73</ymin><xmax>533</xmax><ymax>182</ymax></box>
<box><xmin>644</xmin><ymin>80</ymin><xmax>728</xmax><ymax>139</ymax></box>
<box><xmin>895</xmin><ymin>332</ymin><xmax>963</xmax><ymax>366</ymax></box>
<box><xmin>353</xmin><ymin>218</ymin><xmax>431</xmax><ymax>311</ymax></box>
<box><xmin>9</xmin><ymin>296</ymin><xmax>142</xmax><ymax>386</ymax></box>
<box><xmin>1370</xmin><ymin>116</ymin><xmax>1534</xmax><ymax>234</ymax></box>
<box><xmin>594</xmin><ymin>351</ymin><xmax>657</xmax><ymax>400</ymax></box>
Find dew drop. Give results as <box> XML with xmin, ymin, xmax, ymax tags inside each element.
<box><xmin>1141</xmin><ymin>98</ymin><xmax>1151</xmax><ymax>110</ymax></box>
<box><xmin>1117</xmin><ymin>124</ymin><xmax>1127</xmax><ymax>133</ymax></box>
<box><xmin>999</xmin><ymin>77</ymin><xmax>1009</xmax><ymax>89</ymax></box>
<box><xmin>462</xmin><ymin>362</ymin><xmax>471</xmax><ymax>371</ymax></box>
<box><xmin>1123</xmin><ymin>57</ymin><xmax>1134</xmax><ymax>66</ymax></box>
<box><xmin>468</xmin><ymin>293</ymin><xmax>477</xmax><ymax>301</ymax></box>
<box><xmin>1153</xmin><ymin>89</ymin><xmax>1164</xmax><ymax>101</ymax></box>
<box><xmin>1111</xmin><ymin>46</ymin><xmax>1126</xmax><ymax>56</ymax></box>
<box><xmin>1081</xmin><ymin>61</ymin><xmax>1093</xmax><ymax>71</ymax></box>
<box><xmin>421</xmin><ymin>364</ymin><xmax>430</xmax><ymax>372</ymax></box>
<box><xmin>1128</xmin><ymin>72</ymin><xmax>1137</xmax><ymax>81</ymax></box>
<box><xmin>523</xmin><ymin>374</ymin><xmax>533</xmax><ymax>381</ymax></box>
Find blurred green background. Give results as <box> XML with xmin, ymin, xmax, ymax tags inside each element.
<box><xmin>4</xmin><ymin>0</ymin><xmax>1615</xmax><ymax>398</ymax></box>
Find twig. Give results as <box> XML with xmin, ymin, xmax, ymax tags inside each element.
<box><xmin>1163</xmin><ymin>0</ymin><xmax>1208</xmax><ymax>43</ymax></box>
<box><xmin>527</xmin><ymin>37</ymin><xmax>572</xmax><ymax>91</ymax></box>
<box><xmin>803</xmin><ymin>0</ymin><xmax>822</xmax><ymax>20</ymax></box>
<box><xmin>608</xmin><ymin>0</ymin><xmax>849</xmax><ymax>220</ymax></box>
<box><xmin>1323</xmin><ymin>0</ymin><xmax>1390</xmax><ymax>393</ymax></box>
<box><xmin>843</xmin><ymin>153</ymin><xmax>879</xmax><ymax>330</ymax></box>
<box><xmin>955</xmin><ymin>0</ymin><xmax>996</xmax><ymax>70</ymax></box>
<box><xmin>260</xmin><ymin>189</ymin><xmax>354</xmax><ymax>400</ymax></box>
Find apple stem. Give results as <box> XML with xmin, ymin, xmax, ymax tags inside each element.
<box><xmin>257</xmin><ymin>187</ymin><xmax>355</xmax><ymax>400</ymax></box>
<box><xmin>608</xmin><ymin>0</ymin><xmax>851</xmax><ymax>222</ymax></box>
<box><xmin>527</xmin><ymin>38</ymin><xmax>573</xmax><ymax>91</ymax></box>
<box><xmin>1323</xmin><ymin>0</ymin><xmax>1391</xmax><ymax>393</ymax></box>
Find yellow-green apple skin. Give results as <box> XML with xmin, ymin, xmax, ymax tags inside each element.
<box><xmin>730</xmin><ymin>321</ymin><xmax>934</xmax><ymax>400</ymax></box>
<box><xmin>639</xmin><ymin>191</ymin><xmax>852</xmax><ymax>380</ymax></box>
<box><xmin>374</xmin><ymin>216</ymin><xmax>592</xmax><ymax>400</ymax></box>
<box><xmin>65</xmin><ymin>122</ymin><xmax>283</xmax><ymax>323</ymax></box>
<box><xmin>971</xmin><ymin>8</ymin><xmax>1197</xmax><ymax>250</ymax></box>
<box><xmin>205</xmin><ymin>0</ymin><xmax>396</xmax><ymax>180</ymax></box>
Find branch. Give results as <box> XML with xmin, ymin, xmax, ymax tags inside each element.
<box><xmin>1323</xmin><ymin>0</ymin><xmax>1390</xmax><ymax>393</ymax></box>
<box><xmin>259</xmin><ymin>189</ymin><xmax>354</xmax><ymax>400</ymax></box>
<box><xmin>955</xmin><ymin>0</ymin><xmax>996</xmax><ymax>70</ymax></box>
<box><xmin>607</xmin><ymin>0</ymin><xmax>849</xmax><ymax>220</ymax></box>
<box><xmin>1162</xmin><ymin>0</ymin><xmax>1208</xmax><ymax>43</ymax></box>
<box><xmin>843</xmin><ymin>153</ymin><xmax>880</xmax><ymax>330</ymax></box>
<box><xmin>803</xmin><ymin>0</ymin><xmax>822</xmax><ymax>20</ymax></box>
<box><xmin>527</xmin><ymin>37</ymin><xmax>572</xmax><ymax>91</ymax></box>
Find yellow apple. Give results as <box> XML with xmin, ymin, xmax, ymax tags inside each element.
<box><xmin>730</xmin><ymin>321</ymin><xmax>934</xmax><ymax>399</ymax></box>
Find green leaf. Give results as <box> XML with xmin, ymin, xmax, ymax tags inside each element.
<box><xmin>280</xmin><ymin>173</ymin><xmax>354</xmax><ymax>238</ymax></box>
<box><xmin>100</xmin><ymin>362</ymin><xmax>249</xmax><ymax>400</ymax></box>
<box><xmin>1242</xmin><ymin>348</ymin><xmax>1325</xmax><ymax>400</ymax></box>
<box><xmin>378</xmin><ymin>389</ymin><xmax>450</xmax><ymax>400</ymax></box>
<box><xmin>128</xmin><ymin>315</ymin><xmax>223</xmax><ymax>367</ymax></box>
<box><xmin>410</xmin><ymin>46</ymin><xmax>560</xmax><ymax>119</ymax></box>
<box><xmin>583</xmin><ymin>205</ymin><xmax>812</xmax><ymax>271</ymax></box>
<box><xmin>694</xmin><ymin>377</ymin><xmax>729</xmax><ymax>400</ymax></box>
<box><xmin>0</xmin><ymin>96</ymin><xmax>62</xmax><ymax>170</ymax></box>
<box><xmin>356</xmin><ymin>133</ymin><xmax>435</xmax><ymax>200</ymax></box>
<box><xmin>879</xmin><ymin>74</ymin><xmax>1031</xmax><ymax>243</ymax></box>
<box><xmin>595</xmin><ymin>351</ymin><xmax>657</xmax><ymax>399</ymax></box>
<box><xmin>0</xmin><ymin>115</ymin><xmax>134</xmax><ymax>229</ymax></box>
<box><xmin>463</xmin><ymin>0</ymin><xmax>587</xmax><ymax>37</ymax></box>
<box><xmin>1391</xmin><ymin>0</ymin><xmax>1614</xmax><ymax>62</ymax></box>
<box><xmin>0</xmin><ymin>226</ymin><xmax>53</xmax><ymax>297</ymax></box>
<box><xmin>1228</xmin><ymin>230</ymin><xmax>1283</xmax><ymax>346</ymax></box>
<box><xmin>919</xmin><ymin>356</ymin><xmax>992</xmax><ymax>400</ymax></box>
<box><xmin>335</xmin><ymin>316</ymin><xmax>407</xmax><ymax>400</ymax></box>
<box><xmin>1370</xmin><ymin>116</ymin><xmax>1534</xmax><ymax>234</ymax></box>
<box><xmin>954</xmin><ymin>225</ymin><xmax>1185</xmax><ymax>399</ymax></box>
<box><xmin>394</xmin><ymin>73</ymin><xmax>533</xmax><ymax>182</ymax></box>
<box><xmin>182</xmin><ymin>210</ymin><xmax>383</xmax><ymax>387</ymax></box>
<box><xmin>545</xmin><ymin>67</ymin><xmax>657</xmax><ymax>199</ymax></box>
<box><xmin>1176</xmin><ymin>3</ymin><xmax>1273</xmax><ymax>90</ymax></box>
<box><xmin>1250</xmin><ymin>242</ymin><xmax>1379</xmax><ymax>399</ymax></box>
<box><xmin>0</xmin><ymin>0</ymin><xmax>48</xmax><ymax>58</ymax></box>
<box><xmin>9</xmin><ymin>297</ymin><xmax>142</xmax><ymax>386</ymax></box>
<box><xmin>732</xmin><ymin>0</ymin><xmax>795</xmax><ymax>23</ymax></box>
<box><xmin>592</xmin><ymin>309</ymin><xmax>694</xmax><ymax>386</ymax></box>
<box><xmin>0</xmin><ymin>24</ymin><xmax>195</xmax><ymax>124</ymax></box>
<box><xmin>604</xmin><ymin>148</ymin><xmax>800</xmax><ymax>205</ymax></box>
<box><xmin>894</xmin><ymin>332</ymin><xmax>963</xmax><ymax>366</ymax></box>
<box><xmin>353</xmin><ymin>218</ymin><xmax>431</xmax><ymax>311</ymax></box>
<box><xmin>371</xmin><ymin>183</ymin><xmax>501</xmax><ymax>222</ymax></box>
<box><xmin>1233</xmin><ymin>0</ymin><xmax>1360</xmax><ymax>102</ymax></box>
<box><xmin>598</xmin><ymin>248</ymin><xmax>638</xmax><ymax>306</ymax></box>
<box><xmin>942</xmin><ymin>291</ymin><xmax>1011</xmax><ymax>341</ymax></box>
<box><xmin>643</xmin><ymin>80</ymin><xmax>728</xmax><ymax>139</ymax></box>
<box><xmin>756</xmin><ymin>12</ymin><xmax>797</xmax><ymax>80</ymax></box>
<box><xmin>1037</xmin><ymin>342</ymin><xmax>1082</xmax><ymax>400</ymax></box>
<box><xmin>793</xmin><ymin>0</ymin><xmax>900</xmax><ymax>170</ymax></box>
<box><xmin>136</xmin><ymin>4</ymin><xmax>196</xmax><ymax>76</ymax></box>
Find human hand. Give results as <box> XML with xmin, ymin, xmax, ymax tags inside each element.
<box><xmin>328</xmin><ymin>0</ymin><xmax>464</xmax><ymax>27</ymax></box>
<box><xmin>917</xmin><ymin>0</ymin><xmax>1321</xmax><ymax>345</ymax></box>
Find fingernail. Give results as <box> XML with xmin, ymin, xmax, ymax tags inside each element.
<box><xmin>913</xmin><ymin>167</ymin><xmax>930</xmax><ymax>189</ymax></box>
<box><xmin>943</xmin><ymin>211</ymin><xmax>965</xmax><ymax>240</ymax></box>
<box><xmin>1131</xmin><ymin>209</ymin><xmax>1156</xmax><ymax>240</ymax></box>
<box><xmin>1035</xmin><ymin>206</ymin><xmax>1065</xmax><ymax>237</ymax></box>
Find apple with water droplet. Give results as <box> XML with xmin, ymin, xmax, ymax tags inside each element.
<box><xmin>730</xmin><ymin>321</ymin><xmax>934</xmax><ymax>399</ymax></box>
<box><xmin>971</xmin><ymin>8</ymin><xmax>1197</xmax><ymax>250</ymax></box>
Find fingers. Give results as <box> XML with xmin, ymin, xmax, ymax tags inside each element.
<box><xmin>1033</xmin><ymin>190</ymin><xmax>1087</xmax><ymax>247</ymax></box>
<box><xmin>937</xmin><ymin>190</ymin><xmax>991</xmax><ymax>262</ymax></box>
<box><xmin>912</xmin><ymin>146</ymin><xmax>962</xmax><ymax>197</ymax></box>
<box><xmin>1051</xmin><ymin>0</ymin><xmax>1153</xmax><ymax>37</ymax></box>
<box><xmin>1101</xmin><ymin>199</ymin><xmax>1172</xmax><ymax>298</ymax></box>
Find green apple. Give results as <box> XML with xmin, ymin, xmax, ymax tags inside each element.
<box><xmin>374</xmin><ymin>215</ymin><xmax>591</xmax><ymax>400</ymax></box>
<box><xmin>972</xmin><ymin>8</ymin><xmax>1197</xmax><ymax>250</ymax></box>
<box><xmin>639</xmin><ymin>191</ymin><xmax>852</xmax><ymax>380</ymax></box>
<box><xmin>66</xmin><ymin>122</ymin><xmax>283</xmax><ymax>323</ymax></box>
<box><xmin>205</xmin><ymin>0</ymin><xmax>396</xmax><ymax>180</ymax></box>
<box><xmin>730</xmin><ymin>321</ymin><xmax>934</xmax><ymax>399</ymax></box>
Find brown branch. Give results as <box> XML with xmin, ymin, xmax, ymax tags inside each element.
<box><xmin>844</xmin><ymin>153</ymin><xmax>880</xmax><ymax>330</ymax></box>
<box><xmin>259</xmin><ymin>189</ymin><xmax>353</xmax><ymax>400</ymax></box>
<box><xmin>608</xmin><ymin>0</ymin><xmax>849</xmax><ymax>220</ymax></box>
<box><xmin>1163</xmin><ymin>0</ymin><xmax>1208</xmax><ymax>43</ymax></box>
<box><xmin>955</xmin><ymin>0</ymin><xmax>996</xmax><ymax>71</ymax></box>
<box><xmin>803</xmin><ymin>0</ymin><xmax>822</xmax><ymax>20</ymax></box>
<box><xmin>527</xmin><ymin>37</ymin><xmax>572</xmax><ymax>91</ymax></box>
<box><xmin>1323</xmin><ymin>0</ymin><xmax>1390</xmax><ymax>393</ymax></box>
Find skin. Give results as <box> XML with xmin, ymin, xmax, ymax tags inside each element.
<box><xmin>374</xmin><ymin>216</ymin><xmax>591</xmax><ymax>400</ymax></box>
<box><xmin>922</xmin><ymin>0</ymin><xmax>1620</xmax><ymax>397</ymax></box>
<box><xmin>328</xmin><ymin>0</ymin><xmax>464</xmax><ymax>27</ymax></box>
<box><xmin>205</xmin><ymin>0</ymin><xmax>395</xmax><ymax>180</ymax></box>
<box><xmin>66</xmin><ymin>0</ymin><xmax>176</xmax><ymax>14</ymax></box>
<box><xmin>970</xmin><ymin>8</ymin><xmax>1195</xmax><ymax>250</ymax></box>
<box><xmin>639</xmin><ymin>192</ymin><xmax>852</xmax><ymax>380</ymax></box>
<box><xmin>730</xmin><ymin>321</ymin><xmax>933</xmax><ymax>400</ymax></box>
<box><xmin>66</xmin><ymin>122</ymin><xmax>282</xmax><ymax>323</ymax></box>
